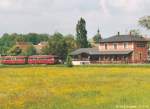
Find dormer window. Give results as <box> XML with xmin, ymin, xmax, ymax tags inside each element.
<box><xmin>124</xmin><ymin>42</ymin><xmax>128</xmax><ymax>49</ymax></box>
<box><xmin>113</xmin><ymin>43</ymin><xmax>117</xmax><ymax>49</ymax></box>
<box><xmin>105</xmin><ymin>43</ymin><xmax>108</xmax><ymax>50</ymax></box>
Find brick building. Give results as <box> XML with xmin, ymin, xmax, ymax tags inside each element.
<box><xmin>71</xmin><ymin>33</ymin><xmax>149</xmax><ymax>65</ymax></box>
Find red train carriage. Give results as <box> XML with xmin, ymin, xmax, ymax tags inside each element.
<box><xmin>1</xmin><ymin>56</ymin><xmax>27</xmax><ymax>65</ymax></box>
<box><xmin>28</xmin><ymin>55</ymin><xmax>58</xmax><ymax>64</ymax></box>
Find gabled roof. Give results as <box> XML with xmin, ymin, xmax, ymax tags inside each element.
<box><xmin>70</xmin><ymin>48</ymin><xmax>100</xmax><ymax>55</ymax></box>
<box><xmin>100</xmin><ymin>35</ymin><xmax>148</xmax><ymax>43</ymax></box>
<box><xmin>70</xmin><ymin>48</ymin><xmax>133</xmax><ymax>55</ymax></box>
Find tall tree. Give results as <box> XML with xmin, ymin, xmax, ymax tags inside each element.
<box><xmin>139</xmin><ymin>16</ymin><xmax>150</xmax><ymax>30</ymax></box>
<box><xmin>93</xmin><ymin>29</ymin><xmax>102</xmax><ymax>44</ymax></box>
<box><xmin>76</xmin><ymin>18</ymin><xmax>89</xmax><ymax>48</ymax></box>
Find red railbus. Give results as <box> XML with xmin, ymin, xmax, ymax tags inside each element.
<box><xmin>28</xmin><ymin>55</ymin><xmax>58</xmax><ymax>64</ymax></box>
<box><xmin>1</xmin><ymin>56</ymin><xmax>27</xmax><ymax>65</ymax></box>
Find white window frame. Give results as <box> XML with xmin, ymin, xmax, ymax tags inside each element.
<box><xmin>124</xmin><ymin>42</ymin><xmax>128</xmax><ymax>49</ymax></box>
<box><xmin>105</xmin><ymin>43</ymin><xmax>108</xmax><ymax>50</ymax></box>
<box><xmin>113</xmin><ymin>43</ymin><xmax>117</xmax><ymax>49</ymax></box>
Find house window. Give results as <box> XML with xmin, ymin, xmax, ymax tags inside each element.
<box><xmin>113</xmin><ymin>43</ymin><xmax>117</xmax><ymax>49</ymax></box>
<box><xmin>124</xmin><ymin>43</ymin><xmax>128</xmax><ymax>49</ymax></box>
<box><xmin>105</xmin><ymin>43</ymin><xmax>108</xmax><ymax>50</ymax></box>
<box><xmin>136</xmin><ymin>43</ymin><xmax>146</xmax><ymax>48</ymax></box>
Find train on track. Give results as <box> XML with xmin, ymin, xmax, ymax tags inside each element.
<box><xmin>0</xmin><ymin>55</ymin><xmax>59</xmax><ymax>65</ymax></box>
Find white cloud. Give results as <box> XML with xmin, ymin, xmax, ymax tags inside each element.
<box><xmin>109</xmin><ymin>0</ymin><xmax>143</xmax><ymax>12</ymax></box>
<box><xmin>99</xmin><ymin>0</ymin><xmax>110</xmax><ymax>16</ymax></box>
<box><xmin>0</xmin><ymin>0</ymin><xmax>150</xmax><ymax>37</ymax></box>
<box><xmin>0</xmin><ymin>0</ymin><xmax>16</xmax><ymax>8</ymax></box>
<box><xmin>99</xmin><ymin>0</ymin><xmax>150</xmax><ymax>14</ymax></box>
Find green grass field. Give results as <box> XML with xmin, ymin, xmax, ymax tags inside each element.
<box><xmin>0</xmin><ymin>66</ymin><xmax>150</xmax><ymax>109</ymax></box>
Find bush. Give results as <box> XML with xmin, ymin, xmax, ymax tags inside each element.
<box><xmin>66</xmin><ymin>55</ymin><xmax>73</xmax><ymax>67</ymax></box>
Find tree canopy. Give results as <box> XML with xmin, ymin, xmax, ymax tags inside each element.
<box><xmin>7</xmin><ymin>46</ymin><xmax>22</xmax><ymax>56</ymax></box>
<box><xmin>46</xmin><ymin>32</ymin><xmax>68</xmax><ymax>60</ymax></box>
<box><xmin>0</xmin><ymin>33</ymin><xmax>49</xmax><ymax>55</ymax></box>
<box><xmin>76</xmin><ymin>18</ymin><xmax>89</xmax><ymax>48</ymax></box>
<box><xmin>93</xmin><ymin>29</ymin><xmax>102</xmax><ymax>44</ymax></box>
<box><xmin>139</xmin><ymin>16</ymin><xmax>150</xmax><ymax>30</ymax></box>
<box><xmin>64</xmin><ymin>34</ymin><xmax>77</xmax><ymax>53</ymax></box>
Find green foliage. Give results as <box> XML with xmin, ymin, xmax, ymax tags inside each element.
<box><xmin>41</xmin><ymin>45</ymin><xmax>49</xmax><ymax>55</ymax></box>
<box><xmin>0</xmin><ymin>46</ymin><xmax>10</xmax><ymax>55</ymax></box>
<box><xmin>139</xmin><ymin>16</ymin><xmax>150</xmax><ymax>30</ymax></box>
<box><xmin>0</xmin><ymin>33</ymin><xmax>17</xmax><ymax>55</ymax></box>
<box><xmin>76</xmin><ymin>17</ymin><xmax>89</xmax><ymax>48</ymax></box>
<box><xmin>0</xmin><ymin>33</ymin><xmax>49</xmax><ymax>45</ymax></box>
<box><xmin>15</xmin><ymin>35</ymin><xmax>25</xmax><ymax>42</ymax></box>
<box><xmin>88</xmin><ymin>41</ymin><xmax>92</xmax><ymax>48</ymax></box>
<box><xmin>64</xmin><ymin>34</ymin><xmax>77</xmax><ymax>53</ymax></box>
<box><xmin>0</xmin><ymin>32</ymin><xmax>78</xmax><ymax>58</ymax></box>
<box><xmin>26</xmin><ymin>45</ymin><xmax>36</xmax><ymax>56</ymax></box>
<box><xmin>66</xmin><ymin>55</ymin><xmax>73</xmax><ymax>67</ymax></box>
<box><xmin>25</xmin><ymin>33</ymin><xmax>48</xmax><ymax>45</ymax></box>
<box><xmin>47</xmin><ymin>32</ymin><xmax>68</xmax><ymax>60</ymax></box>
<box><xmin>7</xmin><ymin>46</ymin><xmax>22</xmax><ymax>56</ymax></box>
<box><xmin>0</xmin><ymin>33</ymin><xmax>49</xmax><ymax>55</ymax></box>
<box><xmin>42</xmin><ymin>33</ymin><xmax>77</xmax><ymax>60</ymax></box>
<box><xmin>93</xmin><ymin>29</ymin><xmax>102</xmax><ymax>43</ymax></box>
<box><xmin>0</xmin><ymin>33</ymin><xmax>16</xmax><ymax>47</ymax></box>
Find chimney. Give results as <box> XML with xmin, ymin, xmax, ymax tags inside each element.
<box><xmin>117</xmin><ymin>32</ymin><xmax>120</xmax><ymax>36</ymax></box>
<box><xmin>129</xmin><ymin>31</ymin><xmax>132</xmax><ymax>36</ymax></box>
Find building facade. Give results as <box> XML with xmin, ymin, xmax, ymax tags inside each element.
<box><xmin>71</xmin><ymin>34</ymin><xmax>149</xmax><ymax>65</ymax></box>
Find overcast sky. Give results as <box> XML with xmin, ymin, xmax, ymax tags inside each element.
<box><xmin>0</xmin><ymin>0</ymin><xmax>150</xmax><ymax>38</ymax></box>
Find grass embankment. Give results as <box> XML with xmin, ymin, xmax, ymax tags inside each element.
<box><xmin>0</xmin><ymin>66</ymin><xmax>150</xmax><ymax>109</ymax></box>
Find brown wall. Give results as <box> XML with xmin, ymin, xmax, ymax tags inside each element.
<box><xmin>132</xmin><ymin>42</ymin><xmax>148</xmax><ymax>63</ymax></box>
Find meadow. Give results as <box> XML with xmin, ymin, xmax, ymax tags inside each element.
<box><xmin>0</xmin><ymin>65</ymin><xmax>150</xmax><ymax>109</ymax></box>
